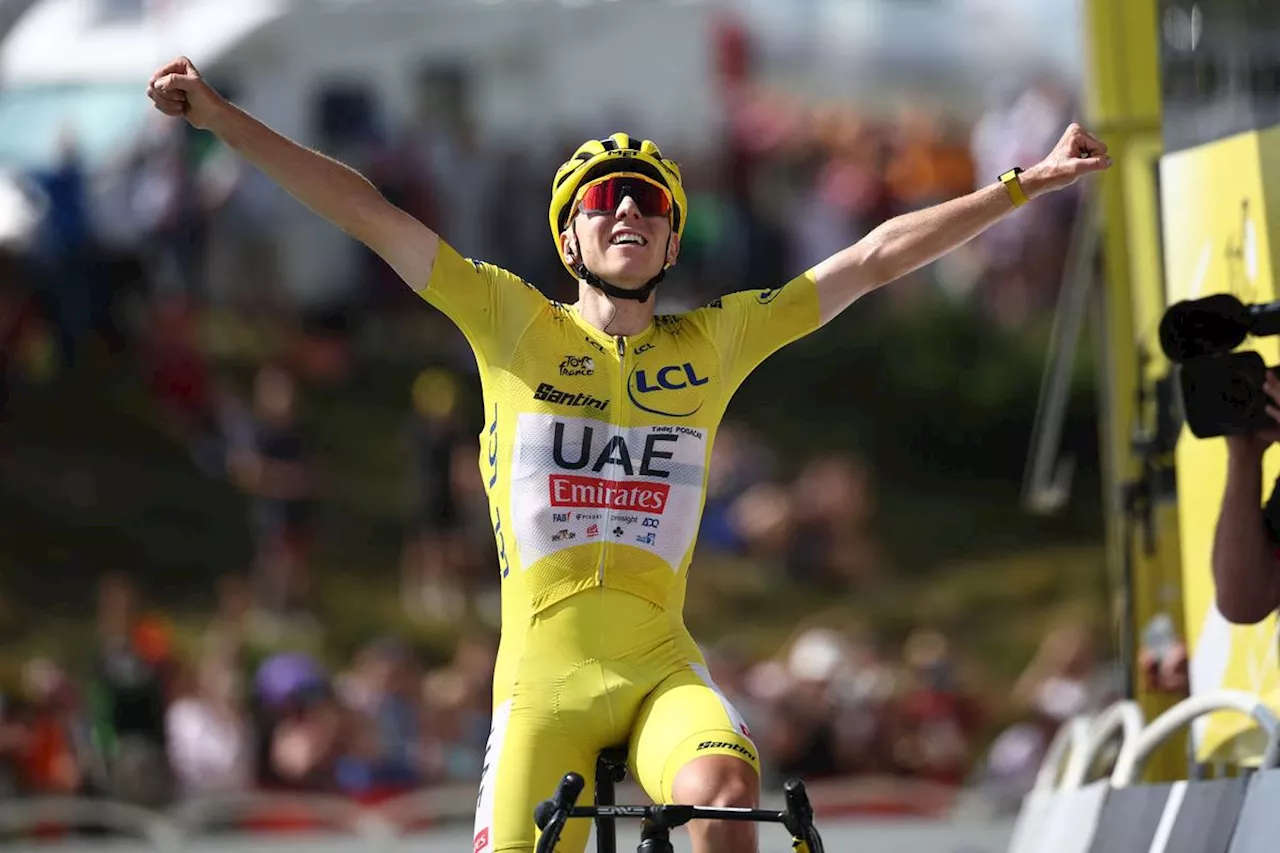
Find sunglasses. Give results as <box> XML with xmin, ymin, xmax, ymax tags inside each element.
<box><xmin>575</xmin><ymin>173</ymin><xmax>673</xmax><ymax>219</ymax></box>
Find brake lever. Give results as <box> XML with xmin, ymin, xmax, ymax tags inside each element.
<box><xmin>782</xmin><ymin>779</ymin><xmax>824</xmax><ymax>853</ymax></box>
<box><xmin>534</xmin><ymin>772</ymin><xmax>586</xmax><ymax>853</ymax></box>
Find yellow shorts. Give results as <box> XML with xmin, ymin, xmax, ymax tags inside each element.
<box><xmin>472</xmin><ymin>588</ymin><xmax>759</xmax><ymax>853</ymax></box>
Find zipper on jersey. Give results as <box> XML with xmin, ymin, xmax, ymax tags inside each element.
<box><xmin>597</xmin><ymin>334</ymin><xmax>627</xmax><ymax>587</ymax></box>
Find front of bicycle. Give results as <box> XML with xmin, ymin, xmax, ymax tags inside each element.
<box><xmin>532</xmin><ymin>769</ymin><xmax>825</xmax><ymax>853</ymax></box>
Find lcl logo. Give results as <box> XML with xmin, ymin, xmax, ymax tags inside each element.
<box><xmin>628</xmin><ymin>362</ymin><xmax>710</xmax><ymax>417</ymax></box>
<box><xmin>633</xmin><ymin>363</ymin><xmax>708</xmax><ymax>392</ymax></box>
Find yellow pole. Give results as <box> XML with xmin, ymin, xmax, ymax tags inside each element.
<box><xmin>1080</xmin><ymin>0</ymin><xmax>1187</xmax><ymax>782</ymax></box>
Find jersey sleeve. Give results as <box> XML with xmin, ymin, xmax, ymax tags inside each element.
<box><xmin>696</xmin><ymin>270</ymin><xmax>822</xmax><ymax>394</ymax></box>
<box><xmin>417</xmin><ymin>239</ymin><xmax>547</xmax><ymax>367</ymax></box>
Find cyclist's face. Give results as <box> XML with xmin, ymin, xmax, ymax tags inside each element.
<box><xmin>564</xmin><ymin>193</ymin><xmax>678</xmax><ymax>288</ymax></box>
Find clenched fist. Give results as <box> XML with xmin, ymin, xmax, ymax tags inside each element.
<box><xmin>146</xmin><ymin>56</ymin><xmax>224</xmax><ymax>130</ymax></box>
<box><xmin>1021</xmin><ymin>122</ymin><xmax>1113</xmax><ymax>199</ymax></box>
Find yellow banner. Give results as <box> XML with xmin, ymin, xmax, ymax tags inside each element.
<box><xmin>1161</xmin><ymin>125</ymin><xmax>1280</xmax><ymax>761</ymax></box>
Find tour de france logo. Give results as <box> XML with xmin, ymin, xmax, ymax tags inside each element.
<box><xmin>559</xmin><ymin>355</ymin><xmax>595</xmax><ymax>376</ymax></box>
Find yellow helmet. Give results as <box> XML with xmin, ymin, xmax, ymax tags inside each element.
<box><xmin>549</xmin><ymin>132</ymin><xmax>688</xmax><ymax>280</ymax></box>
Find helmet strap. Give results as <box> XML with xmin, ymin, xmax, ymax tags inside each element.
<box><xmin>568</xmin><ymin>226</ymin><xmax>672</xmax><ymax>303</ymax></box>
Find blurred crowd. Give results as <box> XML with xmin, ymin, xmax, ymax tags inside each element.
<box><xmin>0</xmin><ymin>72</ymin><xmax>1080</xmax><ymax>419</ymax></box>
<box><xmin>0</xmin><ymin>57</ymin><xmax>1092</xmax><ymax>821</ymax></box>
<box><xmin>0</xmin><ymin>567</ymin><xmax>1117</xmax><ymax>814</ymax></box>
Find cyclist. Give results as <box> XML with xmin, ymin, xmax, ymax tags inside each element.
<box><xmin>147</xmin><ymin>56</ymin><xmax>1110</xmax><ymax>853</ymax></box>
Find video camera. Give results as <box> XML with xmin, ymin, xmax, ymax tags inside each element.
<box><xmin>1159</xmin><ymin>293</ymin><xmax>1280</xmax><ymax>438</ymax></box>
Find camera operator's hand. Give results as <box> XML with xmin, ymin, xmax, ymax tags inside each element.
<box><xmin>1226</xmin><ymin>373</ymin><xmax>1280</xmax><ymax>459</ymax></box>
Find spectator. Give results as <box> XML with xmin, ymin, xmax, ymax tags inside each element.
<box><xmin>786</xmin><ymin>453</ymin><xmax>886</xmax><ymax>588</ymax></box>
<box><xmin>87</xmin><ymin>574</ymin><xmax>175</xmax><ymax>806</ymax></box>
<box><xmin>10</xmin><ymin>658</ymin><xmax>84</xmax><ymax>797</ymax></box>
<box><xmin>230</xmin><ymin>365</ymin><xmax>316</xmax><ymax>619</ymax></box>
<box><xmin>27</xmin><ymin>129</ymin><xmax>95</xmax><ymax>370</ymax></box>
<box><xmin>701</xmin><ymin>421</ymin><xmax>775</xmax><ymax>554</ymax></box>
<box><xmin>420</xmin><ymin>633</ymin><xmax>495</xmax><ymax>784</ymax></box>
<box><xmin>1010</xmin><ymin>620</ymin><xmax>1107</xmax><ymax>723</ymax></box>
<box><xmin>131</xmin><ymin>125</ymin><xmax>207</xmax><ymax>300</ymax></box>
<box><xmin>143</xmin><ymin>295</ymin><xmax>212</xmax><ymax>441</ymax></box>
<box><xmin>334</xmin><ymin>638</ymin><xmax>426</xmax><ymax>795</ymax></box>
<box><xmin>166</xmin><ymin>647</ymin><xmax>253</xmax><ymax>796</ymax></box>
<box><xmin>765</xmin><ymin>627</ymin><xmax>850</xmax><ymax>781</ymax></box>
<box><xmin>401</xmin><ymin>368</ymin><xmax>471</xmax><ymax>622</ymax></box>
<box><xmin>0</xmin><ymin>691</ymin><xmax>24</xmax><ymax>798</ymax></box>
<box><xmin>253</xmin><ymin>652</ymin><xmax>350</xmax><ymax>792</ymax></box>
<box><xmin>885</xmin><ymin>629</ymin><xmax>983</xmax><ymax>785</ymax></box>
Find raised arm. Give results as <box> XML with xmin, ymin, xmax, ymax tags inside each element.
<box><xmin>811</xmin><ymin>122</ymin><xmax>1111</xmax><ymax>326</ymax></box>
<box><xmin>147</xmin><ymin>56</ymin><xmax>438</xmax><ymax>291</ymax></box>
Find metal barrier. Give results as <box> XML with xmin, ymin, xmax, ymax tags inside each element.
<box><xmin>1062</xmin><ymin>699</ymin><xmax>1146</xmax><ymax>789</ymax></box>
<box><xmin>9</xmin><ymin>692</ymin><xmax>1276</xmax><ymax>853</ymax></box>
<box><xmin>0</xmin><ymin>792</ymin><xmax>1015</xmax><ymax>853</ymax></box>
<box><xmin>1111</xmin><ymin>689</ymin><xmax>1280</xmax><ymax>787</ymax></box>
<box><xmin>1032</xmin><ymin>714</ymin><xmax>1094</xmax><ymax>794</ymax></box>
<box><xmin>171</xmin><ymin>791</ymin><xmax>396</xmax><ymax>841</ymax></box>
<box><xmin>0</xmin><ymin>796</ymin><xmax>181</xmax><ymax>851</ymax></box>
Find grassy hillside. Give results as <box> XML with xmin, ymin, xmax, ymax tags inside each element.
<box><xmin>0</xmin><ymin>295</ymin><xmax>1110</xmax><ymax>696</ymax></box>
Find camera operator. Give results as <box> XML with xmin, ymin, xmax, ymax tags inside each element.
<box><xmin>1212</xmin><ymin>372</ymin><xmax>1280</xmax><ymax>624</ymax></box>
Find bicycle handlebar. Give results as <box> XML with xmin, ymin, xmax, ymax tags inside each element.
<box><xmin>534</xmin><ymin>776</ymin><xmax>821</xmax><ymax>853</ymax></box>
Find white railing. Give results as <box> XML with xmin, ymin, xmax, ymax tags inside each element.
<box><xmin>1111</xmin><ymin>689</ymin><xmax>1280</xmax><ymax>787</ymax></box>
<box><xmin>1061</xmin><ymin>699</ymin><xmax>1146</xmax><ymax>789</ymax></box>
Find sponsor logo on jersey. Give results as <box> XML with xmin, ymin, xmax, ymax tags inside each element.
<box><xmin>635</xmin><ymin>531</ymin><xmax>656</xmax><ymax>545</ymax></box>
<box><xmin>474</xmin><ymin>828</ymin><xmax>490</xmax><ymax>853</ymax></box>
<box><xmin>626</xmin><ymin>363</ymin><xmax>710</xmax><ymax>417</ymax></box>
<box><xmin>552</xmin><ymin>529</ymin><xmax>576</xmax><ymax>541</ymax></box>
<box><xmin>559</xmin><ymin>355</ymin><xmax>595</xmax><ymax>376</ymax></box>
<box><xmin>584</xmin><ymin>335</ymin><xmax>607</xmax><ymax>354</ymax></box>
<box><xmin>697</xmin><ymin>741</ymin><xmax>757</xmax><ymax>762</ymax></box>
<box><xmin>534</xmin><ymin>383</ymin><xmax>609</xmax><ymax>411</ymax></box>
<box><xmin>635</xmin><ymin>342</ymin><xmax>656</xmax><ymax>354</ymax></box>
<box><xmin>550</xmin><ymin>474</ymin><xmax>670</xmax><ymax>513</ymax></box>
<box><xmin>756</xmin><ymin>283</ymin><xmax>786</xmax><ymax>304</ymax></box>
<box><xmin>634</xmin><ymin>363</ymin><xmax>708</xmax><ymax>392</ymax></box>
<box><xmin>551</xmin><ymin>422</ymin><xmax>678</xmax><ymax>477</ymax></box>
<box><xmin>510</xmin><ymin>414</ymin><xmax>709</xmax><ymax>573</ymax></box>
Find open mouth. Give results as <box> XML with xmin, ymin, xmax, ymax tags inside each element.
<box><xmin>610</xmin><ymin>233</ymin><xmax>647</xmax><ymax>247</ymax></box>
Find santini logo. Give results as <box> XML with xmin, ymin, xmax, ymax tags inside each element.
<box><xmin>534</xmin><ymin>383</ymin><xmax>609</xmax><ymax>411</ymax></box>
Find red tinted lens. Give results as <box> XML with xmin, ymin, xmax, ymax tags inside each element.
<box><xmin>578</xmin><ymin>178</ymin><xmax>672</xmax><ymax>218</ymax></box>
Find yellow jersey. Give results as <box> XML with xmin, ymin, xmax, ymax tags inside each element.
<box><xmin>419</xmin><ymin>242</ymin><xmax>822</xmax><ymax>624</ymax></box>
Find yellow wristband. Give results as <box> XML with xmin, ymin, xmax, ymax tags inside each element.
<box><xmin>1000</xmin><ymin>167</ymin><xmax>1029</xmax><ymax>208</ymax></box>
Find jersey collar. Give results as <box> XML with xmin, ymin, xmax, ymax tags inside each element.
<box><xmin>571</xmin><ymin>304</ymin><xmax>659</xmax><ymax>353</ymax></box>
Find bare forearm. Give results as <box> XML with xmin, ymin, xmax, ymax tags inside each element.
<box><xmin>861</xmin><ymin>183</ymin><xmax>1008</xmax><ymax>285</ymax></box>
<box><xmin>814</xmin><ymin>171</ymin><xmax>1041</xmax><ymax>323</ymax></box>
<box><xmin>859</xmin><ymin>169</ymin><xmax>1048</xmax><ymax>288</ymax></box>
<box><xmin>1212</xmin><ymin>442</ymin><xmax>1280</xmax><ymax>623</ymax></box>
<box><xmin>811</xmin><ymin>122</ymin><xmax>1113</xmax><ymax>326</ymax></box>
<box><xmin>204</xmin><ymin>100</ymin><xmax>388</xmax><ymax>246</ymax></box>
